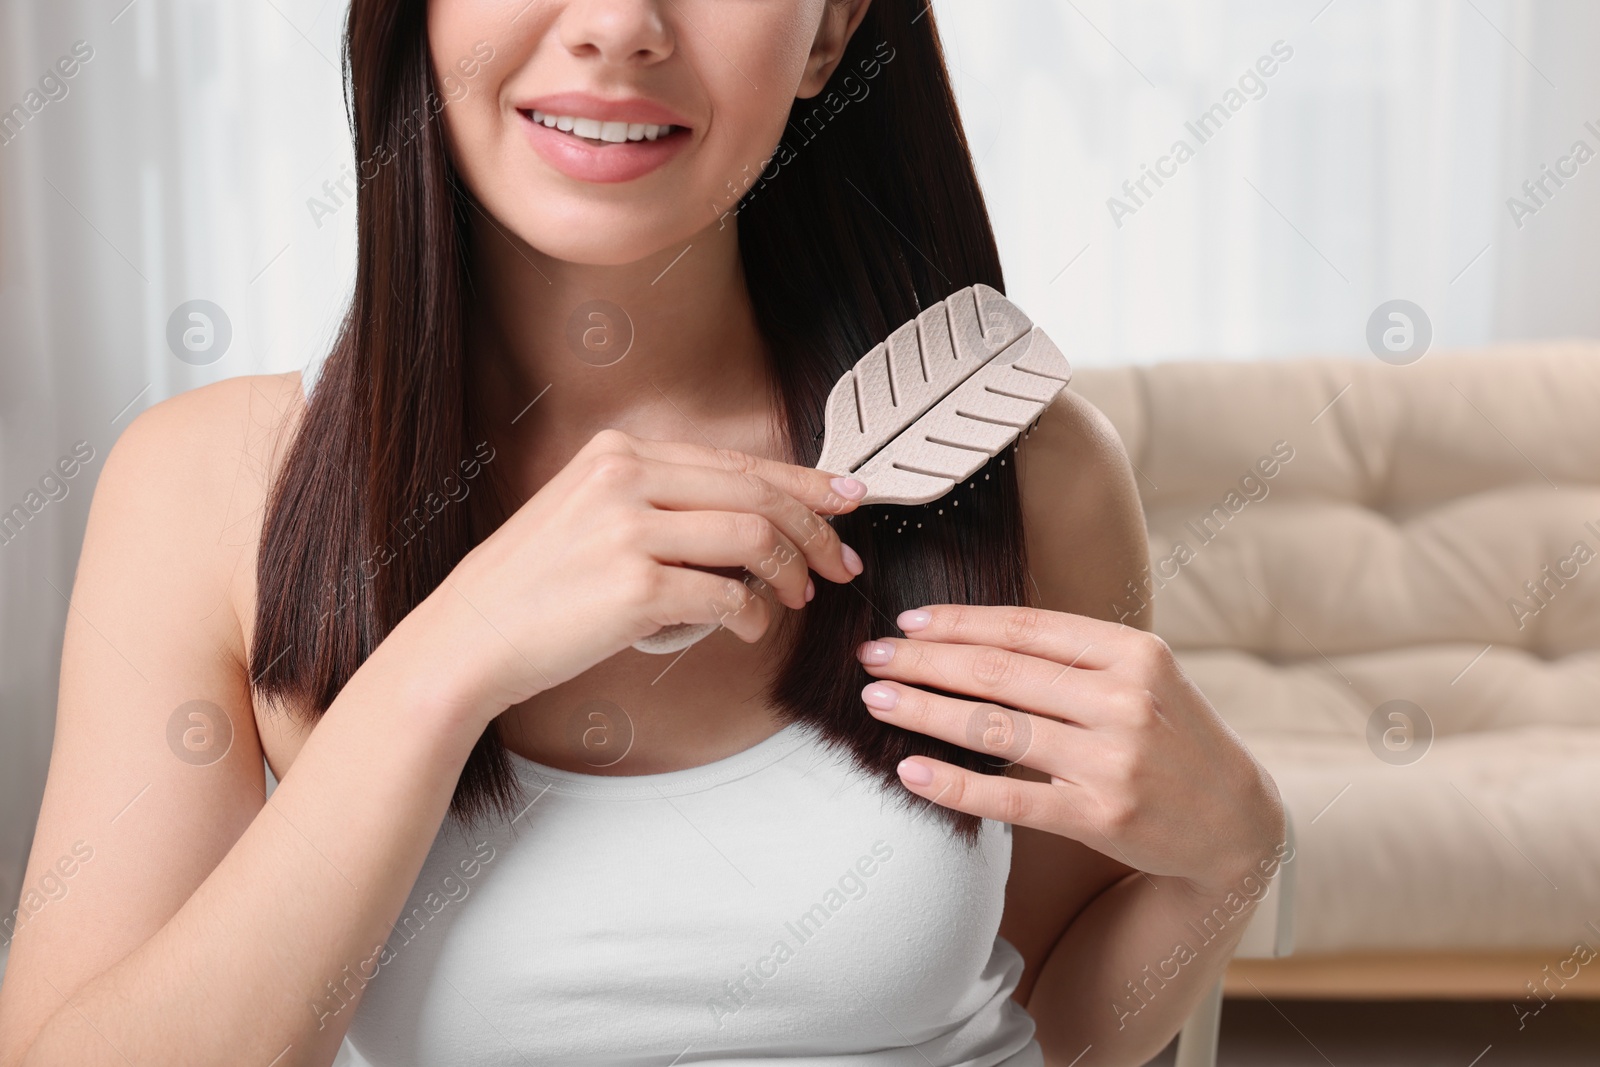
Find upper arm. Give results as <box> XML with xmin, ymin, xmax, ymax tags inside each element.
<box><xmin>1000</xmin><ymin>387</ymin><xmax>1150</xmax><ymax>1004</ymax></box>
<box><xmin>0</xmin><ymin>375</ymin><xmax>297</xmax><ymax>1062</ymax></box>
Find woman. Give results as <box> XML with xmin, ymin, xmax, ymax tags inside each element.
<box><xmin>0</xmin><ymin>1</ymin><xmax>1285</xmax><ymax>1064</ymax></box>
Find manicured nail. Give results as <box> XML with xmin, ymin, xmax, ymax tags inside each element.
<box><xmin>840</xmin><ymin>543</ymin><xmax>864</xmax><ymax>576</ymax></box>
<box><xmin>897</xmin><ymin>759</ymin><xmax>934</xmax><ymax>786</ymax></box>
<box><xmin>856</xmin><ymin>640</ymin><xmax>894</xmax><ymax>665</ymax></box>
<box><xmin>829</xmin><ymin>476</ymin><xmax>868</xmax><ymax>501</ymax></box>
<box><xmin>897</xmin><ymin>609</ymin><xmax>931</xmax><ymax>632</ymax></box>
<box><xmin>804</xmin><ymin>577</ymin><xmax>815</xmax><ymax>603</ymax></box>
<box><xmin>861</xmin><ymin>683</ymin><xmax>898</xmax><ymax>710</ymax></box>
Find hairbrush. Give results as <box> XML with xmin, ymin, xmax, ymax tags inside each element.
<box><xmin>633</xmin><ymin>283</ymin><xmax>1071</xmax><ymax>654</ymax></box>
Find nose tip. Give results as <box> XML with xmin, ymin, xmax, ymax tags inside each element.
<box><xmin>559</xmin><ymin>1</ymin><xmax>675</xmax><ymax>66</ymax></box>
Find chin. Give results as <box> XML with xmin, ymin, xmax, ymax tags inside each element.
<box><xmin>494</xmin><ymin>193</ymin><xmax>718</xmax><ymax>269</ymax></box>
<box><xmin>526</xmin><ymin>217</ymin><xmax>698</xmax><ymax>267</ymax></box>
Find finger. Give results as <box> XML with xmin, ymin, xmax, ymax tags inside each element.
<box><xmin>857</xmin><ymin>637</ymin><xmax>1130</xmax><ymax>726</ymax></box>
<box><xmin>587</xmin><ymin>453</ymin><xmax>861</xmax><ymax>585</ymax></box>
<box><xmin>641</xmin><ymin>511</ymin><xmax>812</xmax><ymax>610</ymax></box>
<box><xmin>859</xmin><ymin>680</ymin><xmax>1079</xmax><ymax>777</ymax></box>
<box><xmin>891</xmin><ymin>755</ymin><xmax>1104</xmax><ymax>840</ymax></box>
<box><xmin>583</xmin><ymin>428</ymin><xmax>869</xmax><ymax>517</ymax></box>
<box><xmin>649</xmin><ymin>565</ymin><xmax>773</xmax><ymax>644</ymax></box>
<box><xmin>891</xmin><ymin>604</ymin><xmax>1162</xmax><ymax>673</ymax></box>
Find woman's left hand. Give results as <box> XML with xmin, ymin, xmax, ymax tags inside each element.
<box><xmin>857</xmin><ymin>604</ymin><xmax>1287</xmax><ymax>896</ymax></box>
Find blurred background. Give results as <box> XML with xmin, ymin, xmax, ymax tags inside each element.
<box><xmin>4</xmin><ymin>1</ymin><xmax>1599</xmax><ymax>1063</ymax></box>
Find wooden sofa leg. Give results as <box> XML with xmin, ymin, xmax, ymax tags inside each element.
<box><xmin>1172</xmin><ymin>977</ymin><xmax>1224</xmax><ymax>1067</ymax></box>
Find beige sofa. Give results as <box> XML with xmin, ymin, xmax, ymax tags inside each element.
<box><xmin>1073</xmin><ymin>342</ymin><xmax>1600</xmax><ymax>999</ymax></box>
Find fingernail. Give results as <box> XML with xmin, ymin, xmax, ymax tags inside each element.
<box><xmin>856</xmin><ymin>640</ymin><xmax>894</xmax><ymax>665</ymax></box>
<box><xmin>840</xmin><ymin>543</ymin><xmax>864</xmax><ymax>576</ymax></box>
<box><xmin>897</xmin><ymin>609</ymin><xmax>931</xmax><ymax>632</ymax></box>
<box><xmin>861</xmin><ymin>683</ymin><xmax>898</xmax><ymax>710</ymax></box>
<box><xmin>897</xmin><ymin>759</ymin><xmax>934</xmax><ymax>786</ymax></box>
<box><xmin>829</xmin><ymin>476</ymin><xmax>867</xmax><ymax>501</ymax></box>
<box><xmin>804</xmin><ymin>577</ymin><xmax>815</xmax><ymax>603</ymax></box>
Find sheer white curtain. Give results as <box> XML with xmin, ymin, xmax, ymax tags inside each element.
<box><xmin>934</xmin><ymin>0</ymin><xmax>1600</xmax><ymax>364</ymax></box>
<box><xmin>0</xmin><ymin>0</ymin><xmax>352</xmax><ymax>956</ymax></box>
<box><xmin>2</xmin><ymin>0</ymin><xmax>1597</xmax><ymax>968</ymax></box>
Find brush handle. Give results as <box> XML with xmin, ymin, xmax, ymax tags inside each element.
<box><xmin>632</xmin><ymin>621</ymin><xmax>721</xmax><ymax>654</ymax></box>
<box><xmin>628</xmin><ymin>498</ymin><xmax>840</xmax><ymax>655</ymax></box>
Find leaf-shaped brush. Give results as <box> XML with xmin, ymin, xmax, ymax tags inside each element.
<box><xmin>633</xmin><ymin>283</ymin><xmax>1072</xmax><ymax>654</ymax></box>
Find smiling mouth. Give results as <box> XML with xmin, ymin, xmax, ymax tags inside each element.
<box><xmin>523</xmin><ymin>108</ymin><xmax>686</xmax><ymax>146</ymax></box>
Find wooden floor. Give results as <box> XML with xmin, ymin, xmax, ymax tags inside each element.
<box><xmin>1148</xmin><ymin>999</ymin><xmax>1600</xmax><ymax>1067</ymax></box>
<box><xmin>1227</xmin><ymin>953</ymin><xmax>1600</xmax><ymax>999</ymax></box>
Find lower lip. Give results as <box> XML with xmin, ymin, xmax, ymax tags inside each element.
<box><xmin>520</xmin><ymin>112</ymin><xmax>690</xmax><ymax>184</ymax></box>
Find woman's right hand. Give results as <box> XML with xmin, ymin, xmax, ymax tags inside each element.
<box><xmin>396</xmin><ymin>428</ymin><xmax>867</xmax><ymax>724</ymax></box>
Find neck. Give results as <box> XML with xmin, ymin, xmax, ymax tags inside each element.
<box><xmin>468</xmin><ymin>212</ymin><xmax>783</xmax><ymax>488</ymax></box>
<box><xmin>464</xmin><ymin>211</ymin><xmax>798</xmax><ymax>769</ymax></box>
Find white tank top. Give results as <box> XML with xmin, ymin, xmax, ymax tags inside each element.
<box><xmin>338</xmin><ymin>720</ymin><xmax>1042</xmax><ymax>1067</ymax></box>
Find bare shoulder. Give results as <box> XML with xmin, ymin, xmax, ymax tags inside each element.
<box><xmin>106</xmin><ymin>370</ymin><xmax>306</xmax><ymax>513</ymax></box>
<box><xmin>0</xmin><ymin>371</ymin><xmax>306</xmax><ymax>1060</ymax></box>
<box><xmin>1016</xmin><ymin>386</ymin><xmax>1150</xmax><ymax>628</ymax></box>
<box><xmin>101</xmin><ymin>370</ymin><xmax>307</xmax><ymax>635</ymax></box>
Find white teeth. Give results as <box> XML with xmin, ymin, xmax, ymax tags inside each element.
<box><xmin>528</xmin><ymin>109</ymin><xmax>675</xmax><ymax>143</ymax></box>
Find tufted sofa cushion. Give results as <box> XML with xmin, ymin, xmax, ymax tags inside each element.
<box><xmin>1072</xmin><ymin>343</ymin><xmax>1600</xmax><ymax>954</ymax></box>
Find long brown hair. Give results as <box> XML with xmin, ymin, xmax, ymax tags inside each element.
<box><xmin>253</xmin><ymin>0</ymin><xmax>1030</xmax><ymax>845</ymax></box>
